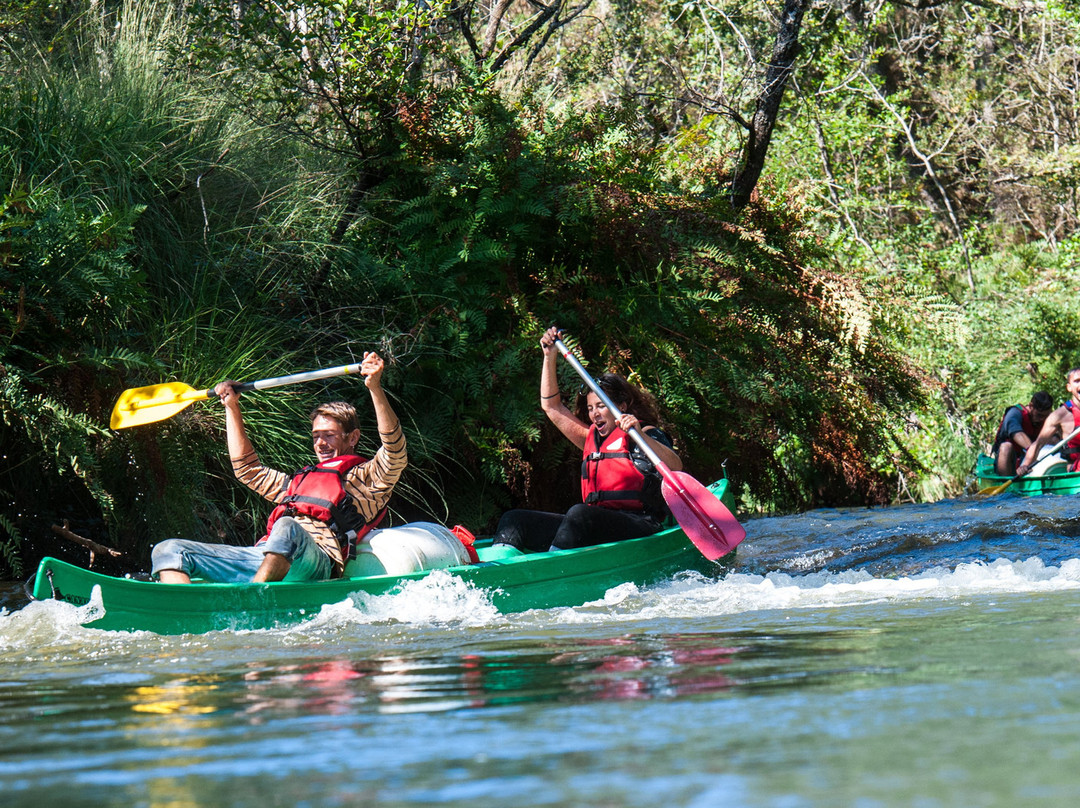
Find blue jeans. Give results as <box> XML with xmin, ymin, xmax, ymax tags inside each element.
<box><xmin>151</xmin><ymin>516</ymin><xmax>334</xmax><ymax>582</ymax></box>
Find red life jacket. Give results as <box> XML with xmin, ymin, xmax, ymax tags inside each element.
<box><xmin>580</xmin><ymin>426</ymin><xmax>649</xmax><ymax>511</ymax></box>
<box><xmin>1018</xmin><ymin>407</ymin><xmax>1038</xmax><ymax>447</ymax></box>
<box><xmin>260</xmin><ymin>454</ymin><xmax>385</xmax><ymax>560</ymax></box>
<box><xmin>1066</xmin><ymin>402</ymin><xmax>1080</xmax><ymax>470</ymax></box>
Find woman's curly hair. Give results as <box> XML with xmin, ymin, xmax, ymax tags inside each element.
<box><xmin>573</xmin><ymin>373</ymin><xmax>664</xmax><ymax>428</ymax></box>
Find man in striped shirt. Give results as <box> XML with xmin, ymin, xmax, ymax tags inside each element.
<box><xmin>151</xmin><ymin>351</ymin><xmax>407</xmax><ymax>583</ymax></box>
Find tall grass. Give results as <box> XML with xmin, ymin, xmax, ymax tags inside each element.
<box><xmin>0</xmin><ymin>0</ymin><xmax>361</xmax><ymax>570</ymax></box>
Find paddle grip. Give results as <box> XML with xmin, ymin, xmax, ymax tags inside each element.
<box><xmin>205</xmin><ymin>382</ymin><xmax>254</xmax><ymax>400</ymax></box>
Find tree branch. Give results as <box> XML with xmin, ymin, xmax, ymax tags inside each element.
<box><xmin>51</xmin><ymin>521</ymin><xmax>123</xmax><ymax>569</ymax></box>
<box><xmin>858</xmin><ymin>69</ymin><xmax>974</xmax><ymax>290</ymax></box>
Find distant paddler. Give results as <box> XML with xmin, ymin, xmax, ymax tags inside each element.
<box><xmin>1018</xmin><ymin>367</ymin><xmax>1080</xmax><ymax>476</ymax></box>
<box><xmin>991</xmin><ymin>391</ymin><xmax>1052</xmax><ymax>475</ymax></box>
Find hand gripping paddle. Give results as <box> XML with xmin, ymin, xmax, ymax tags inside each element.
<box><xmin>554</xmin><ymin>337</ymin><xmax>745</xmax><ymax>560</ymax></box>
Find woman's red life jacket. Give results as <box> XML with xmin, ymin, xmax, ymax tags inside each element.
<box><xmin>580</xmin><ymin>426</ymin><xmax>649</xmax><ymax>511</ymax></box>
<box><xmin>260</xmin><ymin>454</ymin><xmax>385</xmax><ymax>560</ymax></box>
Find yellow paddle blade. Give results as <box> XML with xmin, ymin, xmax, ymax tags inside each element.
<box><xmin>977</xmin><ymin>479</ymin><xmax>1013</xmax><ymax>496</ymax></box>
<box><xmin>110</xmin><ymin>382</ymin><xmax>210</xmax><ymax>429</ymax></box>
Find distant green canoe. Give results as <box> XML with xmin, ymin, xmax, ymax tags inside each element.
<box><xmin>975</xmin><ymin>453</ymin><xmax>1080</xmax><ymax>497</ymax></box>
<box><xmin>29</xmin><ymin>480</ymin><xmax>738</xmax><ymax>634</ymax></box>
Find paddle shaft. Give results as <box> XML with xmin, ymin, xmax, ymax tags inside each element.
<box><xmin>217</xmin><ymin>363</ymin><xmax>364</xmax><ymax>400</ymax></box>
<box><xmin>1022</xmin><ymin>424</ymin><xmax>1080</xmax><ymax>476</ymax></box>
<box><xmin>129</xmin><ymin>363</ymin><xmax>364</xmax><ymax>412</ymax></box>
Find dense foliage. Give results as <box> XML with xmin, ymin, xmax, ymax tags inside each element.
<box><xmin>1</xmin><ymin>0</ymin><xmax>1077</xmax><ymax>576</ymax></box>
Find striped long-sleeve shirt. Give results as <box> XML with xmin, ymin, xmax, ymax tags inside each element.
<box><xmin>230</xmin><ymin>422</ymin><xmax>407</xmax><ymax>577</ymax></box>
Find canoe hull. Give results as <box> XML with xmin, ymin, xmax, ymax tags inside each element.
<box><xmin>30</xmin><ymin>481</ymin><xmax>738</xmax><ymax>634</ymax></box>
<box><xmin>975</xmin><ymin>453</ymin><xmax>1080</xmax><ymax>497</ymax></box>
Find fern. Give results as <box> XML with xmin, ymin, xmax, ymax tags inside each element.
<box><xmin>0</xmin><ymin>511</ymin><xmax>23</xmax><ymax>578</ymax></box>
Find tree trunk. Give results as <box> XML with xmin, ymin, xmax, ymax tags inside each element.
<box><xmin>729</xmin><ymin>0</ymin><xmax>811</xmax><ymax>209</ymax></box>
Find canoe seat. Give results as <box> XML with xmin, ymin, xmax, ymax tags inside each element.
<box><xmin>475</xmin><ymin>544</ymin><xmax>525</xmax><ymax>562</ymax></box>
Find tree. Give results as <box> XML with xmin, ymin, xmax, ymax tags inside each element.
<box><xmin>729</xmin><ymin>0</ymin><xmax>812</xmax><ymax>208</ymax></box>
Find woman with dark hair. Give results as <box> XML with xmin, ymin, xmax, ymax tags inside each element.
<box><xmin>493</xmin><ymin>327</ymin><xmax>683</xmax><ymax>553</ymax></box>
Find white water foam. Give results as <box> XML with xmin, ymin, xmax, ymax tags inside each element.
<box><xmin>0</xmin><ymin>584</ymin><xmax>108</xmax><ymax>650</ymax></box>
<box><xmin>288</xmin><ymin>570</ymin><xmax>505</xmax><ymax>633</ymax></box>
<box><xmin>552</xmin><ymin>556</ymin><xmax>1080</xmax><ymax>624</ymax></box>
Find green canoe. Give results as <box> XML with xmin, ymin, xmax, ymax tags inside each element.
<box><xmin>29</xmin><ymin>480</ymin><xmax>738</xmax><ymax>634</ymax></box>
<box><xmin>974</xmin><ymin>453</ymin><xmax>1080</xmax><ymax>496</ymax></box>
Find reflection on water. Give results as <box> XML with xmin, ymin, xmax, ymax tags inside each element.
<box><xmin>240</xmin><ymin>660</ymin><xmax>367</xmax><ymax>716</ymax></box>
<box><xmin>128</xmin><ymin>682</ymin><xmax>222</xmax><ymax>715</ymax></box>
<box><xmin>13</xmin><ymin>632</ymin><xmax>741</xmax><ymax>729</ymax></box>
<box><xmin>180</xmin><ymin>633</ymin><xmax>746</xmax><ymax>718</ymax></box>
<box><xmin>74</xmin><ymin>626</ymin><xmax>927</xmax><ymax>722</ymax></box>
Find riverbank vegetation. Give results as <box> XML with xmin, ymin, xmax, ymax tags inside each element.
<box><xmin>2</xmin><ymin>0</ymin><xmax>1078</xmax><ymax>575</ymax></box>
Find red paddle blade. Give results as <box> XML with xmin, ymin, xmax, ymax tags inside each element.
<box><xmin>662</xmin><ymin>471</ymin><xmax>746</xmax><ymax>561</ymax></box>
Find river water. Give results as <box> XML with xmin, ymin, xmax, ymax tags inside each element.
<box><xmin>4</xmin><ymin>492</ymin><xmax>1080</xmax><ymax>807</ymax></box>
